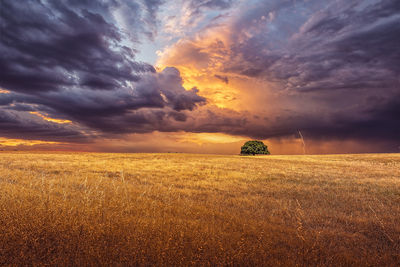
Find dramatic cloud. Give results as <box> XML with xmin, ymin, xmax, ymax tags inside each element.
<box><xmin>1</xmin><ymin>1</ymin><xmax>151</xmax><ymax>93</ymax></box>
<box><xmin>158</xmin><ymin>0</ymin><xmax>400</xmax><ymax>151</ymax></box>
<box><xmin>0</xmin><ymin>0</ymin><xmax>399</xmax><ymax>153</ymax></box>
<box><xmin>0</xmin><ymin>0</ymin><xmax>205</xmax><ymax>142</ymax></box>
<box><xmin>0</xmin><ymin>108</ymin><xmax>91</xmax><ymax>143</ymax></box>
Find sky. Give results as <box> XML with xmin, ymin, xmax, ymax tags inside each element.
<box><xmin>0</xmin><ymin>0</ymin><xmax>399</xmax><ymax>154</ymax></box>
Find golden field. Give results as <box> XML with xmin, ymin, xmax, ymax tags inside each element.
<box><xmin>0</xmin><ymin>152</ymin><xmax>399</xmax><ymax>266</ymax></box>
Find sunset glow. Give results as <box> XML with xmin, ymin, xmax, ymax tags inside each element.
<box><xmin>0</xmin><ymin>137</ymin><xmax>62</xmax><ymax>147</ymax></box>
<box><xmin>29</xmin><ymin>112</ymin><xmax>73</xmax><ymax>124</ymax></box>
<box><xmin>0</xmin><ymin>0</ymin><xmax>399</xmax><ymax>153</ymax></box>
<box><xmin>176</xmin><ymin>132</ymin><xmax>247</xmax><ymax>145</ymax></box>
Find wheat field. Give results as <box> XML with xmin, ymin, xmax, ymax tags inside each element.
<box><xmin>0</xmin><ymin>152</ymin><xmax>399</xmax><ymax>266</ymax></box>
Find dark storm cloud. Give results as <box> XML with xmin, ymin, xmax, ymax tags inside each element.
<box><xmin>0</xmin><ymin>108</ymin><xmax>91</xmax><ymax>143</ymax></box>
<box><xmin>168</xmin><ymin>111</ymin><xmax>188</xmax><ymax>122</ymax></box>
<box><xmin>215</xmin><ymin>0</ymin><xmax>400</xmax><ymax>144</ymax></box>
<box><xmin>0</xmin><ymin>0</ymin><xmax>205</xmax><ymax>141</ymax></box>
<box><xmin>151</xmin><ymin>0</ymin><xmax>399</xmax><ymax>149</ymax></box>
<box><xmin>284</xmin><ymin>1</ymin><xmax>400</xmax><ymax>92</ymax></box>
<box><xmin>1</xmin><ymin>0</ymin><xmax>399</xmax><ymax>151</ymax></box>
<box><xmin>225</xmin><ymin>0</ymin><xmax>400</xmax><ymax>87</ymax></box>
<box><xmin>40</xmin><ymin>67</ymin><xmax>205</xmax><ymax>132</ymax></box>
<box><xmin>0</xmin><ymin>0</ymin><xmax>154</xmax><ymax>94</ymax></box>
<box><xmin>0</xmin><ymin>67</ymin><xmax>205</xmax><ymax>136</ymax></box>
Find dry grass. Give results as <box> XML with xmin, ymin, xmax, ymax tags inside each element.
<box><xmin>0</xmin><ymin>152</ymin><xmax>399</xmax><ymax>266</ymax></box>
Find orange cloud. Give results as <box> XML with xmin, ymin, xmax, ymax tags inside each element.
<box><xmin>0</xmin><ymin>88</ymin><xmax>10</xmax><ymax>94</ymax></box>
<box><xmin>156</xmin><ymin>27</ymin><xmax>243</xmax><ymax>110</ymax></box>
<box><xmin>155</xmin><ymin>25</ymin><xmax>278</xmax><ymax>114</ymax></box>
<box><xmin>29</xmin><ymin>111</ymin><xmax>72</xmax><ymax>124</ymax></box>
<box><xmin>0</xmin><ymin>137</ymin><xmax>62</xmax><ymax>147</ymax></box>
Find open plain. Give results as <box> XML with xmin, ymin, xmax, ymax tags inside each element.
<box><xmin>0</xmin><ymin>152</ymin><xmax>399</xmax><ymax>266</ymax></box>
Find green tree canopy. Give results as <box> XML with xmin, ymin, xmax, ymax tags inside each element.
<box><xmin>240</xmin><ymin>141</ymin><xmax>270</xmax><ymax>155</ymax></box>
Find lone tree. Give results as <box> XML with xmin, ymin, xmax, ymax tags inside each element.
<box><xmin>240</xmin><ymin>141</ymin><xmax>270</xmax><ymax>155</ymax></box>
